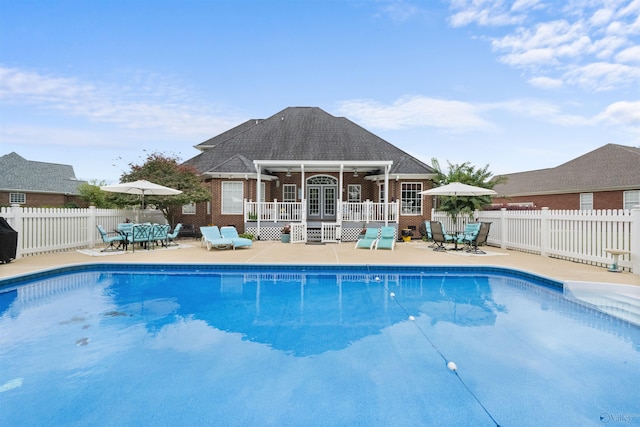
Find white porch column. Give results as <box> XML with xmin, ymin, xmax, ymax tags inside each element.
<box><xmin>384</xmin><ymin>164</ymin><xmax>390</xmax><ymax>226</ymax></box>
<box><xmin>338</xmin><ymin>164</ymin><xmax>344</xmax><ymax>223</ymax></box>
<box><xmin>301</xmin><ymin>164</ymin><xmax>306</xmax><ymax>223</ymax></box>
<box><xmin>256</xmin><ymin>166</ymin><xmax>262</xmax><ymax>239</ymax></box>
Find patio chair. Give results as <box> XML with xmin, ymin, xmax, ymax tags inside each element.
<box><xmin>457</xmin><ymin>222</ymin><xmax>481</xmax><ymax>251</ymax></box>
<box><xmin>200</xmin><ymin>226</ymin><xmax>233</xmax><ymax>251</ymax></box>
<box><xmin>127</xmin><ymin>223</ymin><xmax>152</xmax><ymax>252</ymax></box>
<box><xmin>419</xmin><ymin>220</ymin><xmax>435</xmax><ymax>248</ymax></box>
<box><xmin>220</xmin><ymin>226</ymin><xmax>253</xmax><ymax>250</ymax></box>
<box><xmin>166</xmin><ymin>223</ymin><xmax>182</xmax><ymax>246</ymax></box>
<box><xmin>429</xmin><ymin>221</ymin><xmax>454</xmax><ymax>251</ymax></box>
<box><xmin>96</xmin><ymin>225</ymin><xmax>126</xmax><ymax>252</ymax></box>
<box><xmin>355</xmin><ymin>227</ymin><xmax>379</xmax><ymax>250</ymax></box>
<box><xmin>150</xmin><ymin>224</ymin><xmax>170</xmax><ymax>249</ymax></box>
<box><xmin>466</xmin><ymin>222</ymin><xmax>491</xmax><ymax>254</ymax></box>
<box><xmin>375</xmin><ymin>226</ymin><xmax>396</xmax><ymax>250</ymax></box>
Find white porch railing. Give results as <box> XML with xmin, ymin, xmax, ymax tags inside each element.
<box><xmin>245</xmin><ymin>200</ymin><xmax>304</xmax><ymax>222</ymax></box>
<box><xmin>432</xmin><ymin>206</ymin><xmax>640</xmax><ymax>273</ymax></box>
<box><xmin>340</xmin><ymin>201</ymin><xmax>399</xmax><ymax>223</ymax></box>
<box><xmin>244</xmin><ymin>200</ymin><xmax>399</xmax><ymax>223</ymax></box>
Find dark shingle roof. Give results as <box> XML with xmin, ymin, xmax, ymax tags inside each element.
<box><xmin>0</xmin><ymin>152</ymin><xmax>86</xmax><ymax>194</ymax></box>
<box><xmin>493</xmin><ymin>144</ymin><xmax>640</xmax><ymax>196</ymax></box>
<box><xmin>184</xmin><ymin>107</ymin><xmax>435</xmax><ymax>175</ymax></box>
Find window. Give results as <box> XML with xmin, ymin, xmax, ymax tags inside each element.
<box><xmin>624</xmin><ymin>190</ymin><xmax>639</xmax><ymax>210</ymax></box>
<box><xmin>222</xmin><ymin>182</ymin><xmax>243</xmax><ymax>214</ymax></box>
<box><xmin>580</xmin><ymin>193</ymin><xmax>593</xmax><ymax>210</ymax></box>
<box><xmin>9</xmin><ymin>193</ymin><xmax>26</xmax><ymax>204</ymax></box>
<box><xmin>347</xmin><ymin>185</ymin><xmax>361</xmax><ymax>202</ymax></box>
<box><xmin>378</xmin><ymin>183</ymin><xmax>385</xmax><ymax>203</ymax></box>
<box><xmin>182</xmin><ymin>202</ymin><xmax>196</xmax><ymax>215</ymax></box>
<box><xmin>401</xmin><ymin>183</ymin><xmax>423</xmax><ymax>215</ymax></box>
<box><xmin>283</xmin><ymin>184</ymin><xmax>296</xmax><ymax>202</ymax></box>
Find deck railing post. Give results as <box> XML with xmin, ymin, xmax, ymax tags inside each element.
<box><xmin>500</xmin><ymin>208</ymin><xmax>507</xmax><ymax>249</ymax></box>
<box><xmin>540</xmin><ymin>207</ymin><xmax>550</xmax><ymax>257</ymax></box>
<box><xmin>11</xmin><ymin>204</ymin><xmax>23</xmax><ymax>259</ymax></box>
<box><xmin>88</xmin><ymin>206</ymin><xmax>97</xmax><ymax>248</ymax></box>
<box><xmin>632</xmin><ymin>205</ymin><xmax>640</xmax><ymax>275</ymax></box>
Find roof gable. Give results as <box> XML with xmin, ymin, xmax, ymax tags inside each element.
<box><xmin>184</xmin><ymin>107</ymin><xmax>435</xmax><ymax>176</ymax></box>
<box><xmin>493</xmin><ymin>144</ymin><xmax>640</xmax><ymax>196</ymax></box>
<box><xmin>0</xmin><ymin>152</ymin><xmax>86</xmax><ymax>194</ymax></box>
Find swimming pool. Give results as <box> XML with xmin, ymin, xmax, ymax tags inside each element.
<box><xmin>1</xmin><ymin>264</ymin><xmax>638</xmax><ymax>426</ymax></box>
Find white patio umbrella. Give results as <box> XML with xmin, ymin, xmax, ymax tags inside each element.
<box><xmin>419</xmin><ymin>182</ymin><xmax>497</xmax><ymax>198</ymax></box>
<box><xmin>419</xmin><ymin>182</ymin><xmax>496</xmax><ymax>225</ymax></box>
<box><xmin>100</xmin><ymin>179</ymin><xmax>182</xmax><ymax>209</ymax></box>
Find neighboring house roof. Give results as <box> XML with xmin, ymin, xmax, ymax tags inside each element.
<box><xmin>0</xmin><ymin>152</ymin><xmax>86</xmax><ymax>194</ymax></box>
<box><xmin>184</xmin><ymin>107</ymin><xmax>435</xmax><ymax>176</ymax></box>
<box><xmin>493</xmin><ymin>144</ymin><xmax>640</xmax><ymax>196</ymax></box>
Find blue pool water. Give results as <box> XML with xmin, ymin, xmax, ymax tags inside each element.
<box><xmin>0</xmin><ymin>264</ymin><xmax>638</xmax><ymax>427</ymax></box>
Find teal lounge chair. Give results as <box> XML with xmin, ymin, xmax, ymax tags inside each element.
<box><xmin>375</xmin><ymin>226</ymin><xmax>396</xmax><ymax>250</ymax></box>
<box><xmin>96</xmin><ymin>225</ymin><xmax>126</xmax><ymax>252</ymax></box>
<box><xmin>200</xmin><ymin>226</ymin><xmax>233</xmax><ymax>250</ymax></box>
<box><xmin>355</xmin><ymin>227</ymin><xmax>379</xmax><ymax>250</ymax></box>
<box><xmin>220</xmin><ymin>226</ymin><xmax>252</xmax><ymax>250</ymax></box>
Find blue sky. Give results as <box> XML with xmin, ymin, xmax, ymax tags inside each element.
<box><xmin>1</xmin><ymin>0</ymin><xmax>638</xmax><ymax>183</ymax></box>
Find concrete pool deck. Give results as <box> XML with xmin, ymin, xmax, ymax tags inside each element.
<box><xmin>1</xmin><ymin>238</ymin><xmax>638</xmax><ymax>287</ymax></box>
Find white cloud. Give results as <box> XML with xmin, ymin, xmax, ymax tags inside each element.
<box><xmin>448</xmin><ymin>0</ymin><xmax>538</xmax><ymax>27</ymax></box>
<box><xmin>0</xmin><ymin>125</ymin><xmax>130</xmax><ymax>148</ymax></box>
<box><xmin>489</xmin><ymin>99</ymin><xmax>591</xmax><ymax>126</ymax></box>
<box><xmin>376</xmin><ymin>0</ymin><xmax>419</xmax><ymax>22</ymax></box>
<box><xmin>528</xmin><ymin>76</ymin><xmax>564</xmax><ymax>88</ymax></box>
<box><xmin>595</xmin><ymin>100</ymin><xmax>640</xmax><ymax>126</ymax></box>
<box><xmin>616</xmin><ymin>45</ymin><xmax>640</xmax><ymax>62</ymax></box>
<box><xmin>0</xmin><ymin>66</ymin><xmax>241</xmax><ymax>139</ymax></box>
<box><xmin>590</xmin><ymin>7</ymin><xmax>614</xmax><ymax>27</ymax></box>
<box><xmin>564</xmin><ymin>61</ymin><xmax>640</xmax><ymax>91</ymax></box>
<box><xmin>448</xmin><ymin>0</ymin><xmax>640</xmax><ymax>91</ymax></box>
<box><xmin>337</xmin><ymin>96</ymin><xmax>494</xmax><ymax>132</ymax></box>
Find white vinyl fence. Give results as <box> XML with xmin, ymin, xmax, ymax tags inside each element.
<box><xmin>2</xmin><ymin>204</ymin><xmax>638</xmax><ymax>275</ymax></box>
<box><xmin>0</xmin><ymin>205</ymin><xmax>165</xmax><ymax>257</ymax></box>
<box><xmin>433</xmin><ymin>206</ymin><xmax>640</xmax><ymax>274</ymax></box>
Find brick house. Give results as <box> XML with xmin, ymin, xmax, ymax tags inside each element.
<box><xmin>0</xmin><ymin>152</ymin><xmax>88</xmax><ymax>208</ymax></box>
<box><xmin>178</xmin><ymin>107</ymin><xmax>437</xmax><ymax>241</ymax></box>
<box><xmin>491</xmin><ymin>144</ymin><xmax>640</xmax><ymax>210</ymax></box>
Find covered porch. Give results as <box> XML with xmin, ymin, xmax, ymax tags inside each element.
<box><xmin>250</xmin><ymin>160</ymin><xmax>398</xmax><ymax>242</ymax></box>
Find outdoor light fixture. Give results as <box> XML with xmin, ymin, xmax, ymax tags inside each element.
<box><xmin>353</xmin><ymin>169</ymin><xmax>359</xmax><ymax>177</ymax></box>
<box><xmin>286</xmin><ymin>168</ymin><xmax>292</xmax><ymax>177</ymax></box>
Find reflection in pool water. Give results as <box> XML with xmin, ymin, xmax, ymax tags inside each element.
<box><xmin>0</xmin><ymin>264</ymin><xmax>638</xmax><ymax>427</ymax></box>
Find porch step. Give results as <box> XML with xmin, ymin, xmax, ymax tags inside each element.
<box><xmin>307</xmin><ymin>227</ymin><xmax>322</xmax><ymax>243</ymax></box>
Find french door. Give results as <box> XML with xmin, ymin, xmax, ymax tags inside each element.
<box><xmin>307</xmin><ymin>176</ymin><xmax>337</xmax><ymax>221</ymax></box>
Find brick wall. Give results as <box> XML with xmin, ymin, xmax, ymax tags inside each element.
<box><xmin>492</xmin><ymin>190</ymin><xmax>627</xmax><ymax>210</ymax></box>
<box><xmin>0</xmin><ymin>191</ymin><xmax>87</xmax><ymax>208</ymax></box>
<box><xmin>173</xmin><ymin>175</ymin><xmax>434</xmax><ymax>234</ymax></box>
